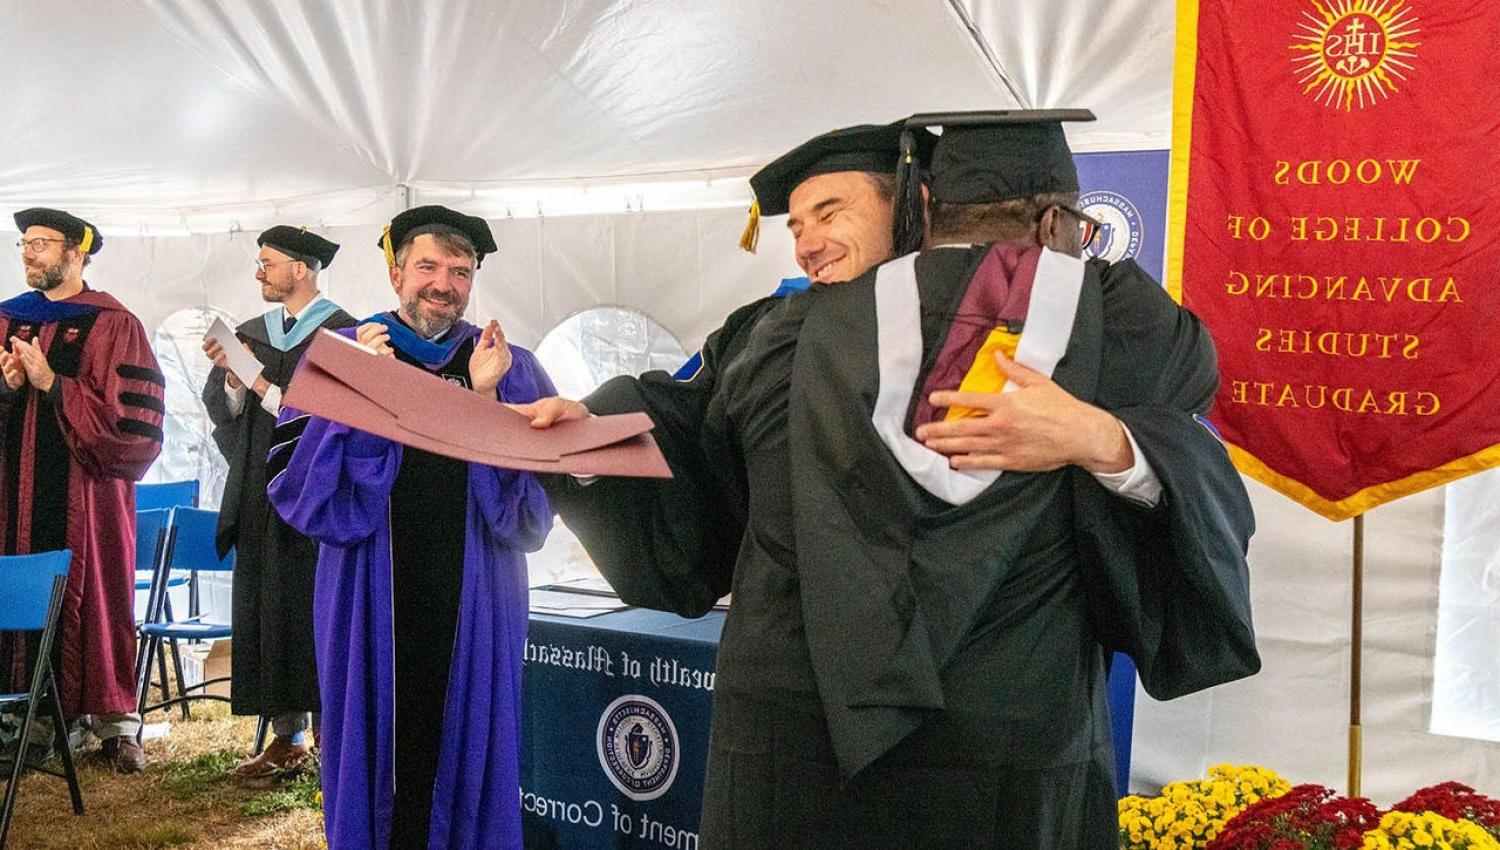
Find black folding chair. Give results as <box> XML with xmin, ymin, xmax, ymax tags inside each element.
<box><xmin>0</xmin><ymin>549</ymin><xmax>83</xmax><ymax>848</ymax></box>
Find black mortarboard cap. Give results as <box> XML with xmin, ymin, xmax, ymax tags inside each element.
<box><xmin>910</xmin><ymin>109</ymin><xmax>1096</xmax><ymax>203</ymax></box>
<box><xmin>379</xmin><ymin>205</ymin><xmax>498</xmax><ymax>268</ymax></box>
<box><xmin>258</xmin><ymin>225</ymin><xmax>340</xmax><ymax>268</ymax></box>
<box><xmin>13</xmin><ymin>207</ymin><xmax>103</xmax><ymax>255</ymax></box>
<box><xmin>886</xmin><ymin>109</ymin><xmax>1095</xmax><ymax>254</ymax></box>
<box><xmin>740</xmin><ymin>121</ymin><xmax>936</xmax><ymax>252</ymax></box>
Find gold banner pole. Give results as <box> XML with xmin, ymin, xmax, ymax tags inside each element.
<box><xmin>1348</xmin><ymin>513</ymin><xmax>1365</xmax><ymax>797</ymax></box>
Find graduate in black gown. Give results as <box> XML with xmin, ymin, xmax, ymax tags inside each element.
<box><xmin>202</xmin><ymin>226</ymin><xmax>356</xmax><ymax>777</ymax></box>
<box><xmin>523</xmin><ymin>114</ymin><xmax>1258</xmax><ymax>847</ymax></box>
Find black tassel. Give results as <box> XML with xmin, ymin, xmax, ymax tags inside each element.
<box><xmin>892</xmin><ymin>129</ymin><xmax>925</xmax><ymax>256</ymax></box>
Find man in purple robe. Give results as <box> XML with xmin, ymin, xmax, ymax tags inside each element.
<box><xmin>267</xmin><ymin>205</ymin><xmax>554</xmax><ymax>850</ymax></box>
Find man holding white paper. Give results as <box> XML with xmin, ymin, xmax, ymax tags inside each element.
<box><xmin>201</xmin><ymin>225</ymin><xmax>356</xmax><ymax>778</ymax></box>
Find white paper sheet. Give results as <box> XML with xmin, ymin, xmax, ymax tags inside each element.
<box><xmin>204</xmin><ymin>316</ymin><xmax>265</xmax><ymax>387</ymax></box>
<box><xmin>529</xmin><ymin>589</ymin><xmax>629</xmax><ymax>612</ymax></box>
<box><xmin>543</xmin><ymin>576</ymin><xmax>618</xmax><ymax>596</ymax></box>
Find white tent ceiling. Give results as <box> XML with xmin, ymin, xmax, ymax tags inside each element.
<box><xmin>0</xmin><ymin>0</ymin><xmax>1173</xmax><ymax>231</ymax></box>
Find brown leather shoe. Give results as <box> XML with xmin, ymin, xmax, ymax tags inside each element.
<box><xmin>101</xmin><ymin>735</ymin><xmax>146</xmax><ymax>773</ymax></box>
<box><xmin>233</xmin><ymin>737</ymin><xmax>311</xmax><ymax>779</ymax></box>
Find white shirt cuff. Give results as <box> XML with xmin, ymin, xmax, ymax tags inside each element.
<box><xmin>1089</xmin><ymin>423</ymin><xmax>1162</xmax><ymax>507</ymax></box>
<box><xmin>224</xmin><ymin>377</ymin><xmax>247</xmax><ymax>416</ymax></box>
<box><xmin>259</xmin><ymin>384</ymin><xmax>283</xmax><ymax>418</ymax></box>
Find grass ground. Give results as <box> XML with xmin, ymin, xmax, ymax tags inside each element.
<box><xmin>4</xmin><ymin>705</ymin><xmax>324</xmax><ymax>850</ymax></box>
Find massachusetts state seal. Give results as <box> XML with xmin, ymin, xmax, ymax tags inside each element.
<box><xmin>1080</xmin><ymin>190</ymin><xmax>1143</xmax><ymax>264</ymax></box>
<box><xmin>596</xmin><ymin>695</ymin><xmax>680</xmax><ymax>801</ymax></box>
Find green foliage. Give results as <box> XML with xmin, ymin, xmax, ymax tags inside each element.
<box><xmin>240</xmin><ymin>764</ymin><xmax>322</xmax><ymax>817</ymax></box>
<box><xmin>155</xmin><ymin>748</ymin><xmax>243</xmax><ymax>799</ymax></box>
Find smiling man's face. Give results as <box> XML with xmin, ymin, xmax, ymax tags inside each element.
<box><xmin>20</xmin><ymin>225</ymin><xmax>75</xmax><ymax>291</ymax></box>
<box><xmin>390</xmin><ymin>232</ymin><xmax>475</xmax><ymax>338</ymax></box>
<box><xmin>786</xmin><ymin>171</ymin><xmax>895</xmax><ymax>284</ymax></box>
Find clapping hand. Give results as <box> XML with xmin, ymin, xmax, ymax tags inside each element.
<box><xmin>1</xmin><ymin>347</ymin><xmax>26</xmax><ymax>390</ymax></box>
<box><xmin>7</xmin><ymin>337</ymin><xmax>55</xmax><ymax>393</ymax></box>
<box><xmin>355</xmin><ymin>322</ymin><xmax>395</xmax><ymax>357</ymax></box>
<box><xmin>469</xmin><ymin>319</ymin><xmax>512</xmax><ymax>397</ymax></box>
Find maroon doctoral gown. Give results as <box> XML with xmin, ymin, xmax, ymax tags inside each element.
<box><xmin>0</xmin><ymin>287</ymin><xmax>165</xmax><ymax>717</ymax></box>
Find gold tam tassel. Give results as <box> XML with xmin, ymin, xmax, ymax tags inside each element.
<box><xmin>738</xmin><ymin>199</ymin><xmax>760</xmax><ymax>253</ymax></box>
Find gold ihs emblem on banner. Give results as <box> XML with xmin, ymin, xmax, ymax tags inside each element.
<box><xmin>1291</xmin><ymin>0</ymin><xmax>1421</xmax><ymax>111</ymax></box>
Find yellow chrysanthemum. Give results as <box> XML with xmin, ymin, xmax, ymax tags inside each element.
<box><xmin>1363</xmin><ymin>812</ymin><xmax>1500</xmax><ymax>850</ymax></box>
<box><xmin>1117</xmin><ymin>764</ymin><xmax>1292</xmax><ymax>850</ymax></box>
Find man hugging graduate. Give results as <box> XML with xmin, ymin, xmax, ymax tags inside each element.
<box><xmin>520</xmin><ymin>112</ymin><xmax>1260</xmax><ymax>847</ymax></box>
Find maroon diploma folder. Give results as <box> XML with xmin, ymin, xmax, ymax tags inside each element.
<box><xmin>282</xmin><ymin>330</ymin><xmax>671</xmax><ymax>478</ymax></box>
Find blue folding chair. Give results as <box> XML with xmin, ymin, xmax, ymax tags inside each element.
<box><xmin>135</xmin><ymin>481</ymin><xmax>202</xmax><ymax>617</ymax></box>
<box><xmin>135</xmin><ymin>480</ymin><xmax>200</xmax><ymax>512</ymax></box>
<box><xmin>136</xmin><ymin>509</ymin><xmax>235</xmax><ymax>723</ymax></box>
<box><xmin>0</xmin><ymin>550</ymin><xmax>83</xmax><ymax>846</ymax></box>
<box><xmin>132</xmin><ymin>509</ymin><xmax>192</xmax><ymax>721</ymax></box>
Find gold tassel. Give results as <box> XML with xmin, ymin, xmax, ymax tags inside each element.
<box><xmin>738</xmin><ymin>199</ymin><xmax>760</xmax><ymax>253</ymax></box>
<box><xmin>78</xmin><ymin>226</ymin><xmax>94</xmax><ymax>255</ymax></box>
<box><xmin>381</xmin><ymin>227</ymin><xmax>396</xmax><ymax>266</ymax></box>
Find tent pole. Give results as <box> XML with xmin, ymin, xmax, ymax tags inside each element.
<box><xmin>1348</xmin><ymin>512</ymin><xmax>1364</xmax><ymax>797</ymax></box>
<box><xmin>941</xmin><ymin>0</ymin><xmax>1030</xmax><ymax>108</ymax></box>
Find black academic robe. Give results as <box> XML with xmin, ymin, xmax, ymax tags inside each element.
<box><xmin>546</xmin><ymin>294</ymin><xmax>780</xmax><ymax>617</ymax></box>
<box><xmin>202</xmin><ymin>307</ymin><xmax>356</xmax><ymax>718</ymax></box>
<box><xmin>549</xmin><ymin>248</ymin><xmax>1258</xmax><ymax>848</ymax></box>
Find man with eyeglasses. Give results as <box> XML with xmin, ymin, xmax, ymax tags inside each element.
<box><xmin>0</xmin><ymin>207</ymin><xmax>165</xmax><ymax>774</ymax></box>
<box><xmin>904</xmin><ymin>112</ymin><xmax>1149</xmax><ymax>476</ymax></box>
<box><xmin>201</xmin><ymin>226</ymin><xmax>356</xmax><ymax>780</ymax></box>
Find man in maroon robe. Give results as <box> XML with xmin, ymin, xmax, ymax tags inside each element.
<box><xmin>0</xmin><ymin>207</ymin><xmax>164</xmax><ymax>773</ymax></box>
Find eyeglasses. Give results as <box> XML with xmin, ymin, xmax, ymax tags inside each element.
<box><xmin>254</xmin><ymin>258</ymin><xmax>303</xmax><ymax>273</ymax></box>
<box><xmin>15</xmin><ymin>237</ymin><xmax>66</xmax><ymax>253</ymax></box>
<box><xmin>1039</xmin><ymin>204</ymin><xmax>1105</xmax><ymax>251</ymax></box>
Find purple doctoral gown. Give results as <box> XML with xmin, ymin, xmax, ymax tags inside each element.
<box><xmin>268</xmin><ymin>321</ymin><xmax>553</xmax><ymax>850</ymax></box>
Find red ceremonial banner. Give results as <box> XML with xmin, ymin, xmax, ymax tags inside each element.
<box><xmin>1168</xmin><ymin>0</ymin><xmax>1500</xmax><ymax>521</ymax></box>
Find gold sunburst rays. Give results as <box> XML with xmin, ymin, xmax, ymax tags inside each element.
<box><xmin>1290</xmin><ymin>0</ymin><xmax>1421</xmax><ymax>111</ymax></box>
